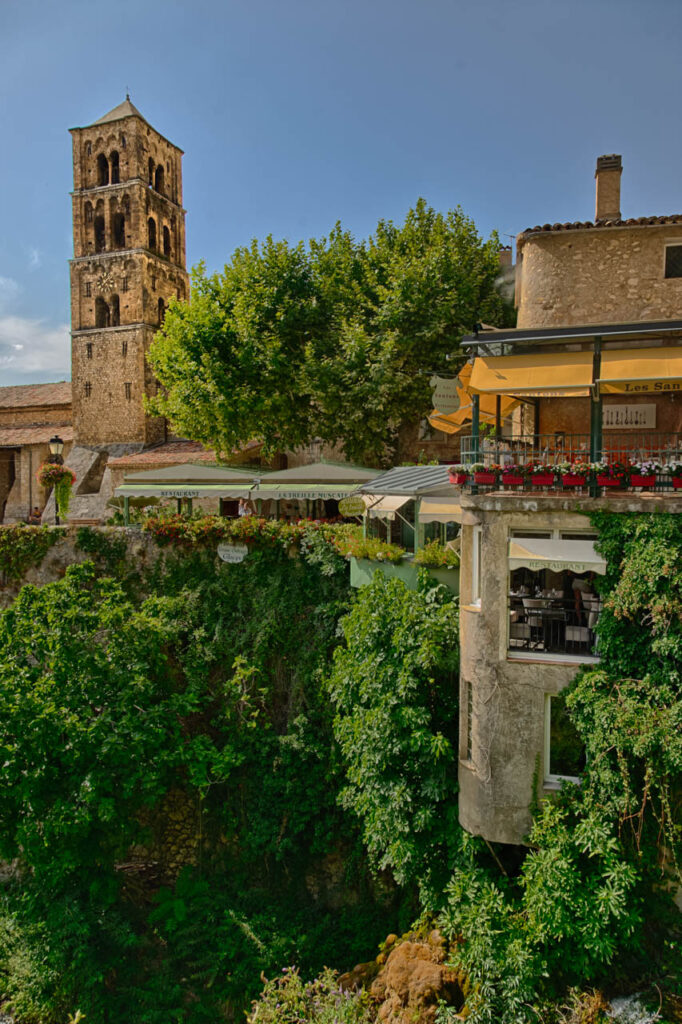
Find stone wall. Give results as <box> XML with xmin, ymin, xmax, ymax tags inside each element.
<box><xmin>516</xmin><ymin>223</ymin><xmax>682</xmax><ymax>328</ymax></box>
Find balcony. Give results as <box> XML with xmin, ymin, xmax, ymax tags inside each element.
<box><xmin>454</xmin><ymin>432</ymin><xmax>682</xmax><ymax>494</ymax></box>
<box><xmin>509</xmin><ymin>594</ymin><xmax>601</xmax><ymax>658</ymax></box>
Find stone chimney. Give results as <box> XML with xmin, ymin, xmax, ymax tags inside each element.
<box><xmin>595</xmin><ymin>154</ymin><xmax>622</xmax><ymax>222</ymax></box>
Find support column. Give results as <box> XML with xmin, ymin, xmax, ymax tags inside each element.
<box><xmin>590</xmin><ymin>338</ymin><xmax>603</xmax><ymax>462</ymax></box>
<box><xmin>124</xmin><ymin>495</ymin><xmax>130</xmax><ymax>526</ymax></box>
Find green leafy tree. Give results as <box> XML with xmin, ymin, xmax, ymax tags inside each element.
<box><xmin>148</xmin><ymin>200</ymin><xmax>513</xmax><ymax>464</ymax></box>
<box><xmin>328</xmin><ymin>571</ymin><xmax>459</xmax><ymax>901</ymax></box>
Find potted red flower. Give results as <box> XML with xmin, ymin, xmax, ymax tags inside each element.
<box><xmin>557</xmin><ymin>461</ymin><xmax>589</xmax><ymax>487</ymax></box>
<box><xmin>527</xmin><ymin>463</ymin><xmax>555</xmax><ymax>487</ymax></box>
<box><xmin>662</xmin><ymin>461</ymin><xmax>682</xmax><ymax>489</ymax></box>
<box><xmin>590</xmin><ymin>461</ymin><xmax>626</xmax><ymax>487</ymax></box>
<box><xmin>627</xmin><ymin>460</ymin><xmax>660</xmax><ymax>489</ymax></box>
<box><xmin>500</xmin><ymin>464</ymin><xmax>525</xmax><ymax>487</ymax></box>
<box><xmin>448</xmin><ymin>464</ymin><xmax>468</xmax><ymax>486</ymax></box>
<box><xmin>470</xmin><ymin>462</ymin><xmax>497</xmax><ymax>485</ymax></box>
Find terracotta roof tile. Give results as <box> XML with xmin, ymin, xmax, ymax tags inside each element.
<box><xmin>108</xmin><ymin>438</ymin><xmax>262</xmax><ymax>470</ymax></box>
<box><xmin>0</xmin><ymin>424</ymin><xmax>74</xmax><ymax>448</ymax></box>
<box><xmin>519</xmin><ymin>214</ymin><xmax>682</xmax><ymax>239</ymax></box>
<box><xmin>0</xmin><ymin>381</ymin><xmax>72</xmax><ymax>410</ymax></box>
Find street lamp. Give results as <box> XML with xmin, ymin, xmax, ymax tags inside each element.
<box><xmin>48</xmin><ymin>435</ymin><xmax>64</xmax><ymax>464</ymax></box>
<box><xmin>47</xmin><ymin>436</ymin><xmax>65</xmax><ymax>525</ymax></box>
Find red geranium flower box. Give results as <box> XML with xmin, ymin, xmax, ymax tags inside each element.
<box><xmin>673</xmin><ymin>477</ymin><xmax>682</xmax><ymax>489</ymax></box>
<box><xmin>596</xmin><ymin>474</ymin><xmax>625</xmax><ymax>487</ymax></box>
<box><xmin>473</xmin><ymin>471</ymin><xmax>497</xmax><ymax>484</ymax></box>
<box><xmin>531</xmin><ymin>473</ymin><xmax>555</xmax><ymax>487</ymax></box>
<box><xmin>501</xmin><ymin>473</ymin><xmax>524</xmax><ymax>486</ymax></box>
<box><xmin>629</xmin><ymin>474</ymin><xmax>656</xmax><ymax>488</ymax></box>
<box><xmin>449</xmin><ymin>471</ymin><xmax>468</xmax><ymax>485</ymax></box>
<box><xmin>561</xmin><ymin>474</ymin><xmax>587</xmax><ymax>487</ymax></box>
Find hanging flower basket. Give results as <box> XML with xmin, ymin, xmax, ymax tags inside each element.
<box><xmin>36</xmin><ymin>463</ymin><xmax>76</xmax><ymax>519</ymax></box>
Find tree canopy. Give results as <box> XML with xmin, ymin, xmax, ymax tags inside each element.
<box><xmin>148</xmin><ymin>200</ymin><xmax>513</xmax><ymax>464</ymax></box>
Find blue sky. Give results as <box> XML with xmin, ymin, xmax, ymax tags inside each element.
<box><xmin>1</xmin><ymin>0</ymin><xmax>682</xmax><ymax>385</ymax></box>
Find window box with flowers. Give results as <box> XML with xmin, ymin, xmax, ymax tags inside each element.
<box><xmin>590</xmin><ymin>461</ymin><xmax>626</xmax><ymax>487</ymax></box>
<box><xmin>557</xmin><ymin>461</ymin><xmax>590</xmax><ymax>487</ymax></box>
<box><xmin>500</xmin><ymin>464</ymin><xmax>526</xmax><ymax>487</ymax></box>
<box><xmin>527</xmin><ymin>464</ymin><xmax>556</xmax><ymax>487</ymax></box>
<box><xmin>627</xmin><ymin>460</ymin><xmax>661</xmax><ymax>489</ymax></box>
<box><xmin>448</xmin><ymin>464</ymin><xmax>469</xmax><ymax>486</ymax></box>
<box><xmin>470</xmin><ymin>463</ymin><xmax>498</xmax><ymax>485</ymax></box>
<box><xmin>662</xmin><ymin>462</ymin><xmax>682</xmax><ymax>489</ymax></box>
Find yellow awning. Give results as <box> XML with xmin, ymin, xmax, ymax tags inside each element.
<box><xmin>599</xmin><ymin>347</ymin><xmax>682</xmax><ymax>394</ymax></box>
<box><xmin>470</xmin><ymin>352</ymin><xmax>594</xmax><ymax>398</ymax></box>
<box><xmin>362</xmin><ymin>494</ymin><xmax>410</xmax><ymax>520</ymax></box>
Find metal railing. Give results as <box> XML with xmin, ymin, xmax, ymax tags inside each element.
<box><xmin>508</xmin><ymin>595</ymin><xmax>601</xmax><ymax>657</ymax></box>
<box><xmin>460</xmin><ymin>432</ymin><xmax>682</xmax><ymax>468</ymax></box>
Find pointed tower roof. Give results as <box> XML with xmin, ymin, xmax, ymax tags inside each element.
<box><xmin>91</xmin><ymin>95</ymin><xmax>147</xmax><ymax>126</ymax></box>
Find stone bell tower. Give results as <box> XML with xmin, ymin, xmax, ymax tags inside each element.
<box><xmin>69</xmin><ymin>97</ymin><xmax>189</xmax><ymax>446</ymax></box>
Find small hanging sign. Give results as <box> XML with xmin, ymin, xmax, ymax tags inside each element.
<box><xmin>429</xmin><ymin>375</ymin><xmax>461</xmax><ymax>415</ymax></box>
<box><xmin>217</xmin><ymin>542</ymin><xmax>249</xmax><ymax>563</ymax></box>
<box><xmin>338</xmin><ymin>495</ymin><xmax>366</xmax><ymax>516</ymax></box>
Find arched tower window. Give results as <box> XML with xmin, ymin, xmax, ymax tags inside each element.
<box><xmin>110</xmin><ymin>151</ymin><xmax>120</xmax><ymax>184</ymax></box>
<box><xmin>113</xmin><ymin>212</ymin><xmax>126</xmax><ymax>249</ymax></box>
<box><xmin>163</xmin><ymin>225</ymin><xmax>171</xmax><ymax>258</ymax></box>
<box><xmin>97</xmin><ymin>153</ymin><xmax>109</xmax><ymax>186</ymax></box>
<box><xmin>154</xmin><ymin>164</ymin><xmax>165</xmax><ymax>194</ymax></box>
<box><xmin>94</xmin><ymin>215</ymin><xmax>106</xmax><ymax>253</ymax></box>
<box><xmin>148</xmin><ymin>157</ymin><xmax>154</xmax><ymax>185</ymax></box>
<box><xmin>158</xmin><ymin>298</ymin><xmax>165</xmax><ymax>325</ymax></box>
<box><xmin>111</xmin><ymin>294</ymin><xmax>120</xmax><ymax>326</ymax></box>
<box><xmin>148</xmin><ymin>218</ymin><xmax>157</xmax><ymax>250</ymax></box>
<box><xmin>95</xmin><ymin>297</ymin><xmax>110</xmax><ymax>328</ymax></box>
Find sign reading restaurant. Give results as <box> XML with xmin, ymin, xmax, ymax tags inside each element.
<box><xmin>160</xmin><ymin>489</ymin><xmax>200</xmax><ymax>498</ymax></box>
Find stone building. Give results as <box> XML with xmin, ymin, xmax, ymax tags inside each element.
<box><xmin>69</xmin><ymin>96</ymin><xmax>189</xmax><ymax>448</ymax></box>
<box><xmin>0</xmin><ymin>382</ymin><xmax>73</xmax><ymax>522</ymax></box>
<box><xmin>454</xmin><ymin>156</ymin><xmax>682</xmax><ymax>845</ymax></box>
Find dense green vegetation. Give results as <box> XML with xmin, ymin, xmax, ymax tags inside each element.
<box><xmin>147</xmin><ymin>199</ymin><xmax>514</xmax><ymax>464</ymax></box>
<box><xmin>0</xmin><ymin>513</ymin><xmax>680</xmax><ymax>1022</ymax></box>
<box><xmin>0</xmin><ymin>537</ymin><xmax>412</xmax><ymax>1021</ymax></box>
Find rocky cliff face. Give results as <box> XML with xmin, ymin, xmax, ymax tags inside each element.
<box><xmin>340</xmin><ymin>930</ymin><xmax>466</xmax><ymax>1024</ymax></box>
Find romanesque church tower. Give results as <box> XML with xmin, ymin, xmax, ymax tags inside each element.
<box><xmin>69</xmin><ymin>98</ymin><xmax>189</xmax><ymax>447</ymax></box>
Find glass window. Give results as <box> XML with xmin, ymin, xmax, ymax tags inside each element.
<box><xmin>665</xmin><ymin>245</ymin><xmax>682</xmax><ymax>279</ymax></box>
<box><xmin>544</xmin><ymin>693</ymin><xmax>585</xmax><ymax>783</ymax></box>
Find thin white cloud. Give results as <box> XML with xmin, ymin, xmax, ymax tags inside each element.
<box><xmin>0</xmin><ymin>316</ymin><xmax>70</xmax><ymax>380</ymax></box>
<box><xmin>28</xmin><ymin>248</ymin><xmax>42</xmax><ymax>270</ymax></box>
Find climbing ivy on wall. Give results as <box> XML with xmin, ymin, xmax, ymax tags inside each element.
<box><xmin>0</xmin><ymin>524</ymin><xmax>58</xmax><ymax>584</ymax></box>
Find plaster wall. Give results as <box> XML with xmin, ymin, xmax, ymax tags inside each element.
<box><xmin>516</xmin><ymin>225</ymin><xmax>682</xmax><ymax>328</ymax></box>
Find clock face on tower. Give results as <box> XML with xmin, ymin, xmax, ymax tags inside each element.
<box><xmin>96</xmin><ymin>270</ymin><xmax>115</xmax><ymax>293</ymax></box>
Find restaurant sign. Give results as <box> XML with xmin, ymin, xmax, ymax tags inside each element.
<box><xmin>160</xmin><ymin>489</ymin><xmax>200</xmax><ymax>498</ymax></box>
<box><xmin>429</xmin><ymin>375</ymin><xmax>460</xmax><ymax>414</ymax></box>
<box><xmin>338</xmin><ymin>496</ymin><xmax>366</xmax><ymax>516</ymax></box>
<box><xmin>217</xmin><ymin>542</ymin><xmax>249</xmax><ymax>564</ymax></box>
<box><xmin>603</xmin><ymin>380</ymin><xmax>682</xmax><ymax>394</ymax></box>
<box><xmin>602</xmin><ymin>404</ymin><xmax>656</xmax><ymax>429</ymax></box>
